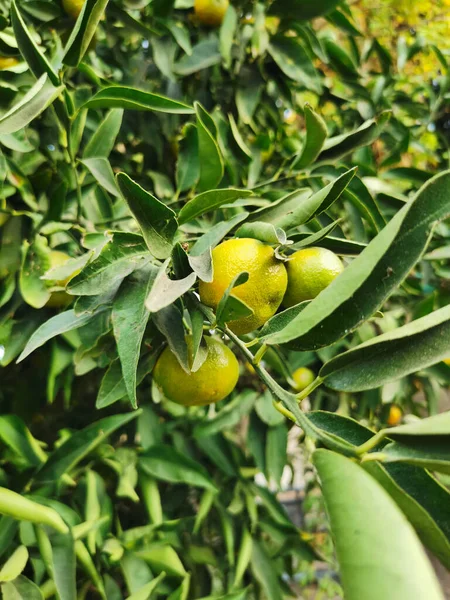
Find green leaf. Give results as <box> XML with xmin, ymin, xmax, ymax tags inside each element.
<box><xmin>139</xmin><ymin>445</ymin><xmax>217</xmax><ymax>491</ymax></box>
<box><xmin>1</xmin><ymin>575</ymin><xmax>43</xmax><ymax>599</ymax></box>
<box><xmin>81</xmin><ymin>157</ymin><xmax>120</xmax><ymax>197</ymax></box>
<box><xmin>63</xmin><ymin>0</ymin><xmax>110</xmax><ymax>67</ymax></box>
<box><xmin>68</xmin><ymin>232</ymin><xmax>149</xmax><ymax>296</ymax></box>
<box><xmin>265</xmin><ymin>170</ymin><xmax>450</xmax><ymax>350</ymax></box>
<box><xmin>167</xmin><ymin>574</ymin><xmax>190</xmax><ymax>600</ymax></box>
<box><xmin>266</xmin><ymin>423</ymin><xmax>287</xmax><ymax>487</ymax></box>
<box><xmin>136</xmin><ymin>545</ymin><xmax>186</xmax><ymax>577</ymax></box>
<box><xmin>194</xmin><ymin>390</ymin><xmax>257</xmax><ymax>437</ymax></box>
<box><xmin>190</xmin><ymin>212</ymin><xmax>248</xmax><ymax>256</ymax></box>
<box><xmin>117</xmin><ymin>173</ymin><xmax>178</xmax><ymax>259</ymax></box>
<box><xmin>17</xmin><ymin>309</ymin><xmax>99</xmax><ymax>362</ymax></box>
<box><xmin>152</xmin><ymin>304</ymin><xmax>189</xmax><ymax>373</ymax></box>
<box><xmin>35</xmin><ymin>411</ymin><xmax>141</xmax><ymax>483</ymax></box>
<box><xmin>112</xmin><ymin>266</ymin><xmax>158</xmax><ymax>408</ymax></box>
<box><xmin>219</xmin><ymin>5</ymin><xmax>237</xmax><ymax>68</ymax></box>
<box><xmin>174</xmin><ymin>39</ymin><xmax>221</xmax><ymax>76</ymax></box>
<box><xmin>215</xmin><ymin>272</ymin><xmax>253</xmax><ymax>327</ymax></box>
<box><xmin>10</xmin><ymin>0</ymin><xmax>59</xmax><ymax>85</ymax></box>
<box><xmin>324</xmin><ymin>39</ymin><xmax>358</xmax><ymax>79</ymax></box>
<box><xmin>84</xmin><ymin>86</ymin><xmax>194</xmax><ymax>114</ymax></box>
<box><xmin>369</xmin><ymin>441</ymin><xmax>450</xmax><ymax>475</ymax></box>
<box><xmin>145</xmin><ymin>262</ymin><xmax>196</xmax><ymax>313</ymax></box>
<box><xmin>250</xmin><ymin>540</ymin><xmax>283</xmax><ymax>600</ymax></box>
<box><xmin>268</xmin><ymin>36</ymin><xmax>321</xmax><ymax>93</ymax></box>
<box><xmin>292</xmin><ymin>105</ymin><xmax>328</xmax><ymax>169</ymax></box>
<box><xmin>269</xmin><ymin>0</ymin><xmax>342</xmax><ymax>20</ymax></box>
<box><xmin>0</xmin><ymin>415</ymin><xmax>46</xmax><ymax>467</ymax></box>
<box><xmin>0</xmin><ymin>546</ymin><xmax>28</xmax><ymax>582</ymax></box>
<box><xmin>318</xmin><ymin>112</ymin><xmax>390</xmax><ymax>163</ymax></box>
<box><xmin>19</xmin><ymin>236</ymin><xmax>51</xmax><ymax>309</ymax></box>
<box><xmin>246</xmin><ymin>188</ymin><xmax>310</xmax><ymax>225</ymax></box>
<box><xmin>275</xmin><ymin>168</ymin><xmax>357</xmax><ymax>231</ymax></box>
<box><xmin>314</xmin><ymin>449</ymin><xmax>444</xmax><ymax>600</ymax></box>
<box><xmin>178</xmin><ymin>188</ymin><xmax>251</xmax><ymax>225</ymax></box>
<box><xmin>51</xmin><ymin>532</ymin><xmax>76</xmax><ymax>600</ymax></box>
<box><xmin>235</xmin><ymin>222</ymin><xmax>286</xmax><ymax>245</ymax></box>
<box><xmin>83</xmin><ymin>109</ymin><xmax>123</xmax><ymax>158</ymax></box>
<box><xmin>195</xmin><ymin>103</ymin><xmax>224</xmax><ymax>193</ymax></box>
<box><xmin>320</xmin><ymin>304</ymin><xmax>450</xmax><ymax>392</ymax></box>
<box><xmin>176</xmin><ymin>123</ymin><xmax>199</xmax><ymax>193</ymax></box>
<box><xmin>365</xmin><ymin>462</ymin><xmax>450</xmax><ymax>570</ymax></box>
<box><xmin>125</xmin><ymin>572</ymin><xmax>166</xmax><ymax>600</ymax></box>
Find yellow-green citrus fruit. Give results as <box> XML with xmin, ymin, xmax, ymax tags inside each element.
<box><xmin>153</xmin><ymin>336</ymin><xmax>239</xmax><ymax>406</ymax></box>
<box><xmin>45</xmin><ymin>250</ymin><xmax>77</xmax><ymax>308</ymax></box>
<box><xmin>62</xmin><ymin>0</ymin><xmax>85</xmax><ymax>19</ymax></box>
<box><xmin>194</xmin><ymin>0</ymin><xmax>229</xmax><ymax>26</ymax></box>
<box><xmin>387</xmin><ymin>405</ymin><xmax>402</xmax><ymax>427</ymax></box>
<box><xmin>443</xmin><ymin>358</ymin><xmax>450</xmax><ymax>366</ymax></box>
<box><xmin>292</xmin><ymin>367</ymin><xmax>315</xmax><ymax>392</ymax></box>
<box><xmin>283</xmin><ymin>247</ymin><xmax>344</xmax><ymax>307</ymax></box>
<box><xmin>199</xmin><ymin>238</ymin><xmax>288</xmax><ymax>335</ymax></box>
<box><xmin>0</xmin><ymin>57</ymin><xmax>19</xmax><ymax>70</ymax></box>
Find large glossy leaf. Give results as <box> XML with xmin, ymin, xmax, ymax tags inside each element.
<box><xmin>176</xmin><ymin>123</ymin><xmax>199</xmax><ymax>192</ymax></box>
<box><xmin>269</xmin><ymin>36</ymin><xmax>321</xmax><ymax>93</ymax></box>
<box><xmin>84</xmin><ymin>86</ymin><xmax>194</xmax><ymax>114</ymax></box>
<box><xmin>250</xmin><ymin>540</ymin><xmax>283</xmax><ymax>600</ymax></box>
<box><xmin>51</xmin><ymin>532</ymin><xmax>76</xmax><ymax>600</ymax></box>
<box><xmin>195</xmin><ymin>103</ymin><xmax>223</xmax><ymax>193</ymax></box>
<box><xmin>68</xmin><ymin>232</ymin><xmax>149</xmax><ymax>296</ymax></box>
<box><xmin>19</xmin><ymin>236</ymin><xmax>51</xmax><ymax>309</ymax></box>
<box><xmin>83</xmin><ymin>109</ymin><xmax>123</xmax><ymax>158</ymax></box>
<box><xmin>246</xmin><ymin>188</ymin><xmax>310</xmax><ymax>224</ymax></box>
<box><xmin>117</xmin><ymin>173</ymin><xmax>178</xmax><ymax>259</ymax></box>
<box><xmin>145</xmin><ymin>262</ymin><xmax>196</xmax><ymax>313</ymax></box>
<box><xmin>63</xmin><ymin>0</ymin><xmax>110</xmax><ymax>67</ymax></box>
<box><xmin>0</xmin><ymin>415</ymin><xmax>45</xmax><ymax>467</ymax></box>
<box><xmin>320</xmin><ymin>304</ymin><xmax>450</xmax><ymax>391</ymax></box>
<box><xmin>178</xmin><ymin>189</ymin><xmax>251</xmax><ymax>225</ymax></box>
<box><xmin>35</xmin><ymin>411</ymin><xmax>141</xmax><ymax>483</ymax></box>
<box><xmin>112</xmin><ymin>266</ymin><xmax>158</xmax><ymax>409</ymax></box>
<box><xmin>266</xmin><ymin>170</ymin><xmax>450</xmax><ymax>350</ymax></box>
<box><xmin>314</xmin><ymin>449</ymin><xmax>444</xmax><ymax>600</ymax></box>
<box><xmin>292</xmin><ymin>105</ymin><xmax>327</xmax><ymax>169</ymax></box>
<box><xmin>17</xmin><ymin>309</ymin><xmax>99</xmax><ymax>362</ymax></box>
<box><xmin>174</xmin><ymin>39</ymin><xmax>221</xmax><ymax>76</ymax></box>
<box><xmin>1</xmin><ymin>575</ymin><xmax>43</xmax><ymax>599</ymax></box>
<box><xmin>0</xmin><ymin>75</ymin><xmax>64</xmax><ymax>135</ymax></box>
<box><xmin>365</xmin><ymin>462</ymin><xmax>450</xmax><ymax>569</ymax></box>
<box><xmin>369</xmin><ymin>440</ymin><xmax>450</xmax><ymax>475</ymax></box>
<box><xmin>10</xmin><ymin>0</ymin><xmax>59</xmax><ymax>85</ymax></box>
<box><xmin>318</xmin><ymin>112</ymin><xmax>390</xmax><ymax>163</ymax></box>
<box><xmin>269</xmin><ymin>0</ymin><xmax>342</xmax><ymax>20</ymax></box>
<box><xmin>193</xmin><ymin>391</ymin><xmax>257</xmax><ymax>437</ymax></box>
<box><xmin>139</xmin><ymin>445</ymin><xmax>217</xmax><ymax>491</ymax></box>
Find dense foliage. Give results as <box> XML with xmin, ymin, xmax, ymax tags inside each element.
<box><xmin>0</xmin><ymin>0</ymin><xmax>450</xmax><ymax>598</ymax></box>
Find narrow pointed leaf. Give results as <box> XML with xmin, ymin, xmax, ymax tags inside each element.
<box><xmin>84</xmin><ymin>86</ymin><xmax>194</xmax><ymax>114</ymax></box>
<box><xmin>112</xmin><ymin>266</ymin><xmax>158</xmax><ymax>408</ymax></box>
<box><xmin>117</xmin><ymin>173</ymin><xmax>177</xmax><ymax>259</ymax></box>
<box><xmin>266</xmin><ymin>170</ymin><xmax>450</xmax><ymax>350</ymax></box>
<box><xmin>292</xmin><ymin>105</ymin><xmax>327</xmax><ymax>169</ymax></box>
<box><xmin>178</xmin><ymin>188</ymin><xmax>251</xmax><ymax>225</ymax></box>
<box><xmin>314</xmin><ymin>449</ymin><xmax>444</xmax><ymax>600</ymax></box>
<box><xmin>63</xmin><ymin>0</ymin><xmax>110</xmax><ymax>67</ymax></box>
<box><xmin>195</xmin><ymin>103</ymin><xmax>224</xmax><ymax>193</ymax></box>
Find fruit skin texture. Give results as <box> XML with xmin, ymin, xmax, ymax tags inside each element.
<box><xmin>62</xmin><ymin>0</ymin><xmax>85</xmax><ymax>19</ymax></box>
<box><xmin>387</xmin><ymin>405</ymin><xmax>402</xmax><ymax>427</ymax></box>
<box><xmin>194</xmin><ymin>0</ymin><xmax>229</xmax><ymax>26</ymax></box>
<box><xmin>0</xmin><ymin>57</ymin><xmax>19</xmax><ymax>70</ymax></box>
<box><xmin>292</xmin><ymin>367</ymin><xmax>315</xmax><ymax>392</ymax></box>
<box><xmin>283</xmin><ymin>247</ymin><xmax>344</xmax><ymax>307</ymax></box>
<box><xmin>45</xmin><ymin>250</ymin><xmax>77</xmax><ymax>308</ymax></box>
<box><xmin>153</xmin><ymin>336</ymin><xmax>239</xmax><ymax>407</ymax></box>
<box><xmin>199</xmin><ymin>238</ymin><xmax>288</xmax><ymax>335</ymax></box>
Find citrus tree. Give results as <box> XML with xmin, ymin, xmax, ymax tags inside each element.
<box><xmin>0</xmin><ymin>0</ymin><xmax>450</xmax><ymax>598</ymax></box>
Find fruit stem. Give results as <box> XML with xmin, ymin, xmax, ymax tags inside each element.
<box><xmin>295</xmin><ymin>377</ymin><xmax>324</xmax><ymax>402</ymax></box>
<box><xmin>253</xmin><ymin>343</ymin><xmax>268</xmax><ymax>365</ymax></box>
<box><xmin>272</xmin><ymin>401</ymin><xmax>296</xmax><ymax>423</ymax></box>
<box><xmin>354</xmin><ymin>430</ymin><xmax>388</xmax><ymax>456</ymax></box>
